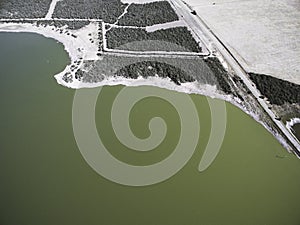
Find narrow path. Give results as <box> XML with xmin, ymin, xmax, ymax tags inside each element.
<box><xmin>45</xmin><ymin>0</ymin><xmax>61</xmax><ymax>19</ymax></box>
<box><xmin>106</xmin><ymin>20</ymin><xmax>186</xmax><ymax>32</ymax></box>
<box><xmin>145</xmin><ymin>20</ymin><xmax>185</xmax><ymax>32</ymax></box>
<box><xmin>103</xmin><ymin>48</ymin><xmax>207</xmax><ymax>58</ymax></box>
<box><xmin>114</xmin><ymin>4</ymin><xmax>131</xmax><ymax>25</ymax></box>
<box><xmin>106</xmin><ymin>3</ymin><xmax>131</xmax><ymax>32</ymax></box>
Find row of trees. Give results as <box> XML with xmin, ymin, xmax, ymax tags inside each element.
<box><xmin>106</xmin><ymin>27</ymin><xmax>202</xmax><ymax>52</ymax></box>
<box><xmin>249</xmin><ymin>73</ymin><xmax>300</xmax><ymax>105</ymax></box>
<box><xmin>203</xmin><ymin>57</ymin><xmax>232</xmax><ymax>94</ymax></box>
<box><xmin>74</xmin><ymin>59</ymin><xmax>194</xmax><ymax>85</ymax></box>
<box><xmin>115</xmin><ymin>60</ymin><xmax>195</xmax><ymax>85</ymax></box>
<box><xmin>36</xmin><ymin>20</ymin><xmax>90</xmax><ymax>30</ymax></box>
<box><xmin>118</xmin><ymin>1</ymin><xmax>178</xmax><ymax>27</ymax></box>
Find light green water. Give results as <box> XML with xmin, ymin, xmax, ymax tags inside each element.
<box><xmin>0</xmin><ymin>32</ymin><xmax>300</xmax><ymax>225</ymax></box>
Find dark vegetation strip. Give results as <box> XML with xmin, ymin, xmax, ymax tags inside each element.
<box><xmin>74</xmin><ymin>60</ymin><xmax>194</xmax><ymax>85</ymax></box>
<box><xmin>114</xmin><ymin>61</ymin><xmax>195</xmax><ymax>85</ymax></box>
<box><xmin>0</xmin><ymin>0</ymin><xmax>52</xmax><ymax>18</ymax></box>
<box><xmin>66</xmin><ymin>55</ymin><xmax>233</xmax><ymax>95</ymax></box>
<box><xmin>0</xmin><ymin>19</ymin><xmax>89</xmax><ymax>30</ymax></box>
<box><xmin>106</xmin><ymin>27</ymin><xmax>202</xmax><ymax>52</ymax></box>
<box><xmin>97</xmin><ymin>23</ymin><xmax>103</xmax><ymax>54</ymax></box>
<box><xmin>36</xmin><ymin>20</ymin><xmax>90</xmax><ymax>30</ymax></box>
<box><xmin>73</xmin><ymin>56</ymin><xmax>232</xmax><ymax>93</ymax></box>
<box><xmin>117</xmin><ymin>1</ymin><xmax>178</xmax><ymax>27</ymax></box>
<box><xmin>78</xmin><ymin>56</ymin><xmax>219</xmax><ymax>84</ymax></box>
<box><xmin>204</xmin><ymin>57</ymin><xmax>232</xmax><ymax>94</ymax></box>
<box><xmin>249</xmin><ymin>73</ymin><xmax>300</xmax><ymax>105</ymax></box>
<box><xmin>52</xmin><ymin>0</ymin><xmax>127</xmax><ymax>23</ymax></box>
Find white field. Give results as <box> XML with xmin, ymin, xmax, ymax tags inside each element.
<box><xmin>184</xmin><ymin>0</ymin><xmax>300</xmax><ymax>85</ymax></box>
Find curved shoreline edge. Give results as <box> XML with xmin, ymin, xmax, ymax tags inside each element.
<box><xmin>286</xmin><ymin>118</ymin><xmax>300</xmax><ymax>138</ymax></box>
<box><xmin>0</xmin><ymin>22</ymin><xmax>293</xmax><ymax>153</ymax></box>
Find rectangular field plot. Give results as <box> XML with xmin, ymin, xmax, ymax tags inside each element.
<box><xmin>105</xmin><ymin>27</ymin><xmax>202</xmax><ymax>53</ymax></box>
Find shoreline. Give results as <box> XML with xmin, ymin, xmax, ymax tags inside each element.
<box><xmin>286</xmin><ymin>118</ymin><xmax>300</xmax><ymax>130</ymax></box>
<box><xmin>0</xmin><ymin>22</ymin><xmax>82</xmax><ymax>61</ymax></box>
<box><xmin>0</xmin><ymin>21</ymin><xmax>101</xmax><ymax>82</ymax></box>
<box><xmin>55</xmin><ymin>71</ymin><xmax>294</xmax><ymax>152</ymax></box>
<box><xmin>0</xmin><ymin>21</ymin><xmax>292</xmax><ymax>153</ymax></box>
<box><xmin>286</xmin><ymin>118</ymin><xmax>300</xmax><ymax>141</ymax></box>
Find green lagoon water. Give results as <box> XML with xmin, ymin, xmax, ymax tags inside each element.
<box><xmin>292</xmin><ymin>124</ymin><xmax>300</xmax><ymax>141</ymax></box>
<box><xmin>1</xmin><ymin>32</ymin><xmax>300</xmax><ymax>225</ymax></box>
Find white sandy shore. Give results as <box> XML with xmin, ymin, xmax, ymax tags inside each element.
<box><xmin>57</xmin><ymin>72</ymin><xmax>230</xmax><ymax>100</ymax></box>
<box><xmin>0</xmin><ymin>22</ymin><xmax>81</xmax><ymax>61</ymax></box>
<box><xmin>0</xmin><ymin>21</ymin><xmax>101</xmax><ymax>85</ymax></box>
<box><xmin>0</xmin><ymin>21</ymin><xmax>292</xmax><ymax>152</ymax></box>
<box><xmin>58</xmin><ymin>72</ymin><xmax>291</xmax><ymax>151</ymax></box>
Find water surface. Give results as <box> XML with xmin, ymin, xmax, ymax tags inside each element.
<box><xmin>292</xmin><ymin>123</ymin><xmax>300</xmax><ymax>141</ymax></box>
<box><xmin>1</xmin><ymin>32</ymin><xmax>300</xmax><ymax>225</ymax></box>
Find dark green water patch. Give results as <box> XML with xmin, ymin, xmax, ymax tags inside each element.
<box><xmin>292</xmin><ymin>123</ymin><xmax>300</xmax><ymax>141</ymax></box>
